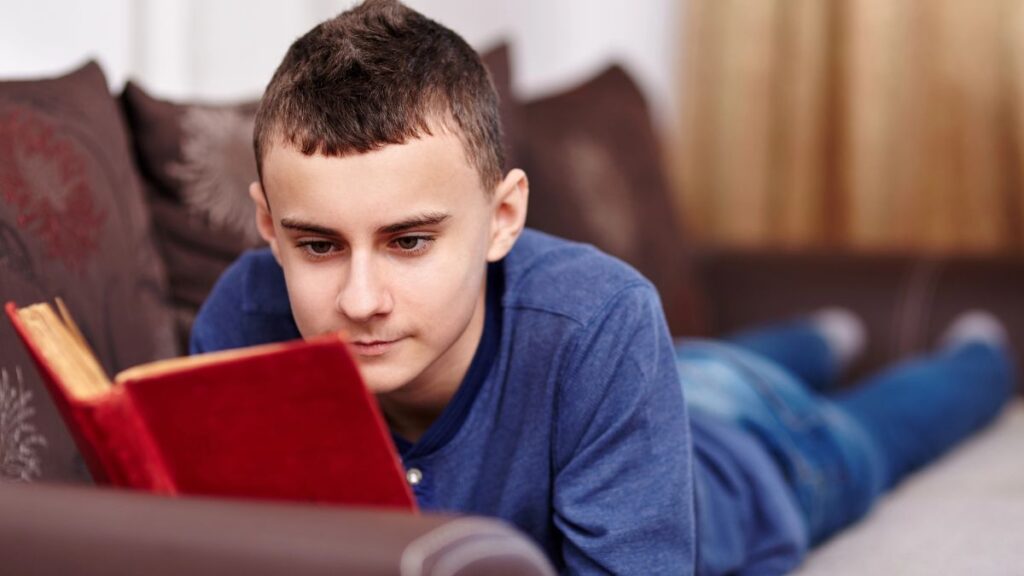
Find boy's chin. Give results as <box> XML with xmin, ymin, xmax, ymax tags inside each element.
<box><xmin>359</xmin><ymin>364</ymin><xmax>414</xmax><ymax>397</ymax></box>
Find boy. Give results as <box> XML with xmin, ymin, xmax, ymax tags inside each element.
<box><xmin>192</xmin><ymin>1</ymin><xmax>1016</xmax><ymax>574</ymax></box>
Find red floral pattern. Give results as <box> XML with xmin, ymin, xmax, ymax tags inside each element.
<box><xmin>0</xmin><ymin>107</ymin><xmax>106</xmax><ymax>274</ymax></box>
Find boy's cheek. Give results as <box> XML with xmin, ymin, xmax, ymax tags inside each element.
<box><xmin>283</xmin><ymin>273</ymin><xmax>340</xmax><ymax>334</ymax></box>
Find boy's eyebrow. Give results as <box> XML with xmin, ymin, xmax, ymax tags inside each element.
<box><xmin>278</xmin><ymin>212</ymin><xmax>451</xmax><ymax>237</ymax></box>
<box><xmin>279</xmin><ymin>219</ymin><xmax>339</xmax><ymax>236</ymax></box>
<box><xmin>376</xmin><ymin>212</ymin><xmax>450</xmax><ymax>235</ymax></box>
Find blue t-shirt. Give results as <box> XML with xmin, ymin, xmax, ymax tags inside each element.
<box><xmin>192</xmin><ymin>229</ymin><xmax>803</xmax><ymax>575</ymax></box>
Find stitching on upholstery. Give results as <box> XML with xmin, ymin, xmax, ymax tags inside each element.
<box><xmin>430</xmin><ymin>538</ymin><xmax>554</xmax><ymax>576</ymax></box>
<box><xmin>896</xmin><ymin>258</ymin><xmax>943</xmax><ymax>357</ymax></box>
<box><xmin>400</xmin><ymin>519</ymin><xmax>507</xmax><ymax>576</ymax></box>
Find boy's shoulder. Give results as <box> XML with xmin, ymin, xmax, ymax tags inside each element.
<box><xmin>208</xmin><ymin>248</ymin><xmax>290</xmax><ymax>315</ymax></box>
<box><xmin>190</xmin><ymin>248</ymin><xmax>297</xmax><ymax>353</ymax></box>
<box><xmin>505</xmin><ymin>229</ymin><xmax>658</xmax><ymax>325</ymax></box>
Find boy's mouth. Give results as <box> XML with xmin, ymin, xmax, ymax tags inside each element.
<box><xmin>349</xmin><ymin>338</ymin><xmax>403</xmax><ymax>357</ymax></box>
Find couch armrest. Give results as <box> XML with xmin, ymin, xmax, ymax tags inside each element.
<box><xmin>0</xmin><ymin>482</ymin><xmax>554</xmax><ymax>576</ymax></box>
<box><xmin>692</xmin><ymin>248</ymin><xmax>1024</xmax><ymax>381</ymax></box>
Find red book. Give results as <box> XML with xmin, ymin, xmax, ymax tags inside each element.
<box><xmin>5</xmin><ymin>300</ymin><xmax>416</xmax><ymax>511</ymax></box>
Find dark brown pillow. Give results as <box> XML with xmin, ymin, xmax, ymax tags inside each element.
<box><xmin>520</xmin><ymin>65</ymin><xmax>706</xmax><ymax>335</ymax></box>
<box><xmin>480</xmin><ymin>43</ymin><xmax>525</xmax><ymax>171</ymax></box>
<box><xmin>0</xmin><ymin>61</ymin><xmax>178</xmax><ymax>483</ymax></box>
<box><xmin>121</xmin><ymin>82</ymin><xmax>264</xmax><ymax>351</ymax></box>
<box><xmin>120</xmin><ymin>44</ymin><xmax>524</xmax><ymax>349</ymax></box>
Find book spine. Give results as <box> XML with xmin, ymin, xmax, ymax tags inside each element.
<box><xmin>4</xmin><ymin>302</ymin><xmax>175</xmax><ymax>493</ymax></box>
<box><xmin>83</xmin><ymin>390</ymin><xmax>177</xmax><ymax>493</ymax></box>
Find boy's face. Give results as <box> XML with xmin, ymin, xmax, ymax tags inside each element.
<box><xmin>252</xmin><ymin>131</ymin><xmax>526</xmax><ymax>405</ymax></box>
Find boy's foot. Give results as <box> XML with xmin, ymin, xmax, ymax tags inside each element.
<box><xmin>810</xmin><ymin>307</ymin><xmax>866</xmax><ymax>373</ymax></box>
<box><xmin>940</xmin><ymin>310</ymin><xmax>1009</xmax><ymax>351</ymax></box>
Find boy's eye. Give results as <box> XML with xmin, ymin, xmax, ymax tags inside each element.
<box><xmin>392</xmin><ymin>235</ymin><xmax>434</xmax><ymax>253</ymax></box>
<box><xmin>395</xmin><ymin>237</ymin><xmax>422</xmax><ymax>250</ymax></box>
<box><xmin>298</xmin><ymin>240</ymin><xmax>336</xmax><ymax>257</ymax></box>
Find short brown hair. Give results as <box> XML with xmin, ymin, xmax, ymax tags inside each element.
<box><xmin>254</xmin><ymin>0</ymin><xmax>504</xmax><ymax>191</ymax></box>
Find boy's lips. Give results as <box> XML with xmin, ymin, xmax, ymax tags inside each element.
<box><xmin>349</xmin><ymin>337</ymin><xmax>405</xmax><ymax>357</ymax></box>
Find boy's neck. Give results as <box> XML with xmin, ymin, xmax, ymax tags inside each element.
<box><xmin>381</xmin><ymin>403</ymin><xmax>446</xmax><ymax>444</ymax></box>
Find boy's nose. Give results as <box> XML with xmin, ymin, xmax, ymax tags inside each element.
<box><xmin>335</xmin><ymin>256</ymin><xmax>393</xmax><ymax>323</ymax></box>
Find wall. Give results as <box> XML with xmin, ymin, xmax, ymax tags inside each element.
<box><xmin>0</xmin><ymin>0</ymin><xmax>682</xmax><ymax>126</ymax></box>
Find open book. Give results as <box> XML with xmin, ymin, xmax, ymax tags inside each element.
<box><xmin>5</xmin><ymin>300</ymin><xmax>416</xmax><ymax>511</ymax></box>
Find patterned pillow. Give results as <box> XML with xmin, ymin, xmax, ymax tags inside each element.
<box><xmin>0</xmin><ymin>62</ymin><xmax>178</xmax><ymax>483</ymax></box>
<box><xmin>120</xmin><ymin>44</ymin><xmax>524</xmax><ymax>349</ymax></box>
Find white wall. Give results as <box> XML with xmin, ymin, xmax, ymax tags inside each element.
<box><xmin>408</xmin><ymin>0</ymin><xmax>682</xmax><ymax>126</ymax></box>
<box><xmin>0</xmin><ymin>0</ymin><xmax>682</xmax><ymax>125</ymax></box>
<box><xmin>0</xmin><ymin>0</ymin><xmax>134</xmax><ymax>83</ymax></box>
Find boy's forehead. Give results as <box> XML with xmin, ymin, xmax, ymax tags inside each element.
<box><xmin>262</xmin><ymin>130</ymin><xmax>476</xmax><ymax>184</ymax></box>
<box><xmin>260</xmin><ymin>133</ymin><xmax>486</xmax><ymax>221</ymax></box>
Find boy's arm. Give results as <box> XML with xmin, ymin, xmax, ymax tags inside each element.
<box><xmin>553</xmin><ymin>284</ymin><xmax>696</xmax><ymax>575</ymax></box>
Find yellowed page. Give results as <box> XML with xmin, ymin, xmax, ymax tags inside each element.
<box><xmin>16</xmin><ymin>303</ymin><xmax>111</xmax><ymax>399</ymax></box>
<box><xmin>113</xmin><ymin>335</ymin><xmax>345</xmax><ymax>384</ymax></box>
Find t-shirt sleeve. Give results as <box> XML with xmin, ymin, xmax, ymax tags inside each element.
<box><xmin>188</xmin><ymin>252</ymin><xmax>260</xmax><ymax>355</ymax></box>
<box><xmin>189</xmin><ymin>278</ymin><xmax>241</xmax><ymax>355</ymax></box>
<box><xmin>552</xmin><ymin>283</ymin><xmax>696</xmax><ymax>575</ymax></box>
<box><xmin>189</xmin><ymin>250</ymin><xmax>301</xmax><ymax>356</ymax></box>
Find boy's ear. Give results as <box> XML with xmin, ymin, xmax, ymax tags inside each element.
<box><xmin>249</xmin><ymin>181</ymin><xmax>282</xmax><ymax>263</ymax></box>
<box><xmin>486</xmin><ymin>169</ymin><xmax>529</xmax><ymax>262</ymax></box>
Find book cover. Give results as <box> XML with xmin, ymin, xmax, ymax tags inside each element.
<box><xmin>5</xmin><ymin>300</ymin><xmax>417</xmax><ymax>511</ymax></box>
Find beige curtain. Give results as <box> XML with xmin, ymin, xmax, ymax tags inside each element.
<box><xmin>677</xmin><ymin>0</ymin><xmax>1024</xmax><ymax>254</ymax></box>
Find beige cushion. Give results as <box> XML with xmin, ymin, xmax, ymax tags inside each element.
<box><xmin>797</xmin><ymin>399</ymin><xmax>1024</xmax><ymax>575</ymax></box>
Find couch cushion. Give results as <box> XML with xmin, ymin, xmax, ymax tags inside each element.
<box><xmin>480</xmin><ymin>43</ymin><xmax>526</xmax><ymax>172</ymax></box>
<box><xmin>121</xmin><ymin>44</ymin><xmax>523</xmax><ymax>350</ymax></box>
<box><xmin>795</xmin><ymin>400</ymin><xmax>1024</xmax><ymax>575</ymax></box>
<box><xmin>520</xmin><ymin>65</ymin><xmax>705</xmax><ymax>335</ymax></box>
<box><xmin>121</xmin><ymin>82</ymin><xmax>265</xmax><ymax>351</ymax></box>
<box><xmin>0</xmin><ymin>481</ymin><xmax>555</xmax><ymax>576</ymax></box>
<box><xmin>0</xmin><ymin>62</ymin><xmax>178</xmax><ymax>483</ymax></box>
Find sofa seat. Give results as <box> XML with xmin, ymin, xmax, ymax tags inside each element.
<box><xmin>798</xmin><ymin>399</ymin><xmax>1024</xmax><ymax>575</ymax></box>
<box><xmin>4</xmin><ymin>51</ymin><xmax>1023</xmax><ymax>575</ymax></box>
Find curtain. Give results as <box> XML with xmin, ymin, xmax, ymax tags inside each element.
<box><xmin>677</xmin><ymin>0</ymin><xmax>1024</xmax><ymax>254</ymax></box>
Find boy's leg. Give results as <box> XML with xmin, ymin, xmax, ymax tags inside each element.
<box><xmin>726</xmin><ymin>309</ymin><xmax>864</xmax><ymax>392</ymax></box>
<box><xmin>834</xmin><ymin>341</ymin><xmax>1016</xmax><ymax>490</ymax></box>
<box><xmin>681</xmin><ymin>315</ymin><xmax>1014</xmax><ymax>549</ymax></box>
<box><xmin>678</xmin><ymin>340</ymin><xmax>886</xmax><ymax>546</ymax></box>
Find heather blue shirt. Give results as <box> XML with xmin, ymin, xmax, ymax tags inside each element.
<box><xmin>192</xmin><ymin>229</ymin><xmax>801</xmax><ymax>574</ymax></box>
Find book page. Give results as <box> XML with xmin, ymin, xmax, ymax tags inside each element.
<box><xmin>55</xmin><ymin>297</ymin><xmax>90</xmax><ymax>350</ymax></box>
<box><xmin>16</xmin><ymin>303</ymin><xmax>111</xmax><ymax>399</ymax></box>
<box><xmin>113</xmin><ymin>334</ymin><xmax>346</xmax><ymax>384</ymax></box>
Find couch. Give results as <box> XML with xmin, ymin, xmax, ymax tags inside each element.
<box><xmin>1</xmin><ymin>44</ymin><xmax>1022</xmax><ymax>574</ymax></box>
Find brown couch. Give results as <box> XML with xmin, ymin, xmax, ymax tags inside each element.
<box><xmin>1</xmin><ymin>44</ymin><xmax>1022</xmax><ymax>574</ymax></box>
<box><xmin>0</xmin><ymin>54</ymin><xmax>553</xmax><ymax>575</ymax></box>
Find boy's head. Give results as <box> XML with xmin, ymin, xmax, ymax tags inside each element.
<box><xmin>253</xmin><ymin>0</ymin><xmax>504</xmax><ymax>191</ymax></box>
<box><xmin>249</xmin><ymin>0</ymin><xmax>527</xmax><ymax>428</ymax></box>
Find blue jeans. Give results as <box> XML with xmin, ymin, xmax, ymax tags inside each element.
<box><xmin>677</xmin><ymin>321</ymin><xmax>1016</xmax><ymax>545</ymax></box>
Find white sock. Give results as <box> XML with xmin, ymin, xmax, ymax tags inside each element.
<box><xmin>940</xmin><ymin>310</ymin><xmax>1009</xmax><ymax>350</ymax></box>
<box><xmin>810</xmin><ymin>307</ymin><xmax>867</xmax><ymax>372</ymax></box>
